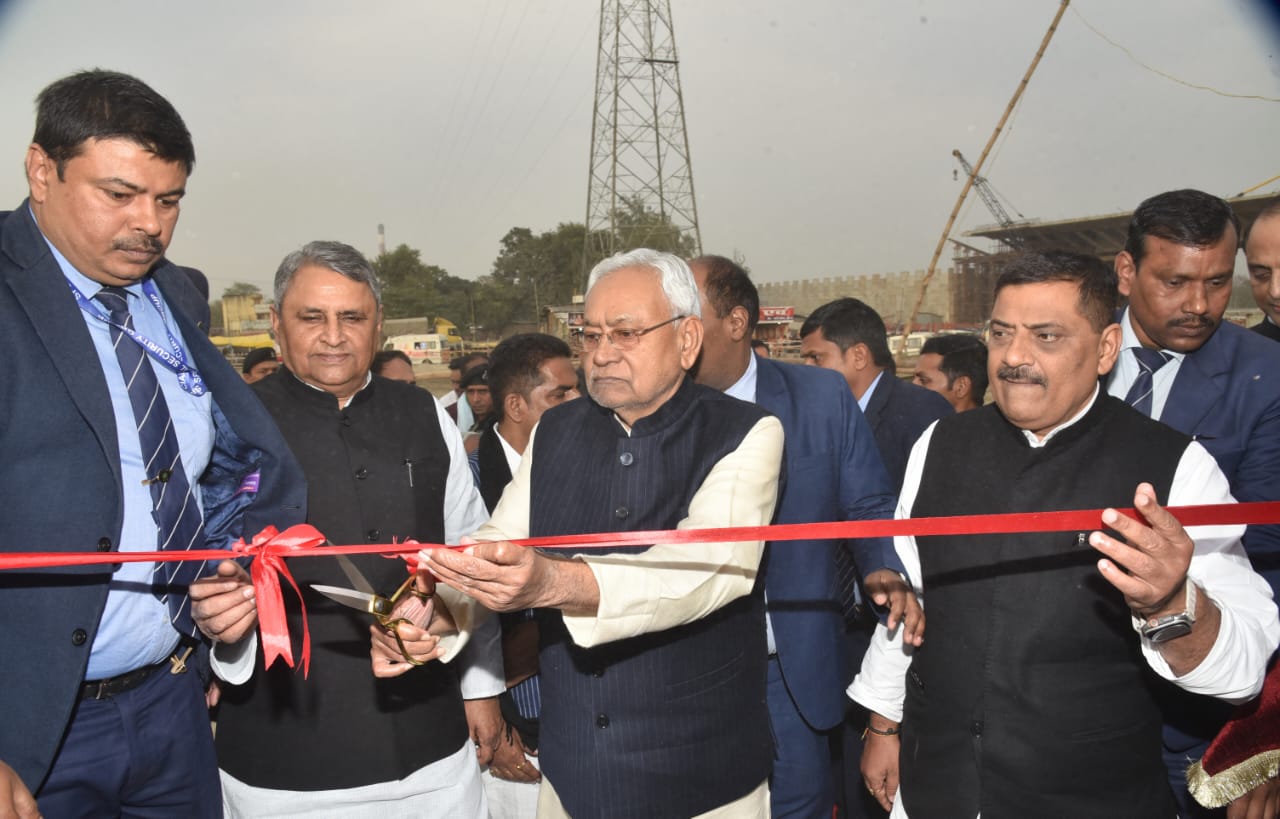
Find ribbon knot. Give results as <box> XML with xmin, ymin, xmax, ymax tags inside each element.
<box><xmin>233</xmin><ymin>523</ymin><xmax>327</xmax><ymax>677</ymax></box>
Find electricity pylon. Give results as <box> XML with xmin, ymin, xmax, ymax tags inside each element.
<box><xmin>582</xmin><ymin>0</ymin><xmax>702</xmax><ymax>282</ymax></box>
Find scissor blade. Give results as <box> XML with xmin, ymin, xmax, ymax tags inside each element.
<box><xmin>311</xmin><ymin>584</ymin><xmax>379</xmax><ymax>614</ymax></box>
<box><xmin>335</xmin><ymin>554</ymin><xmax>376</xmax><ymax>595</ymax></box>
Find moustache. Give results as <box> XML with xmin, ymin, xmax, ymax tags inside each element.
<box><xmin>1168</xmin><ymin>316</ymin><xmax>1216</xmax><ymax>331</ymax></box>
<box><xmin>996</xmin><ymin>364</ymin><xmax>1047</xmax><ymax>386</ymax></box>
<box><xmin>113</xmin><ymin>237</ymin><xmax>164</xmax><ymax>254</ymax></box>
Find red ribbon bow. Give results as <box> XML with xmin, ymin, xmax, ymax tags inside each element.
<box><xmin>232</xmin><ymin>523</ymin><xmax>326</xmax><ymax>677</ymax></box>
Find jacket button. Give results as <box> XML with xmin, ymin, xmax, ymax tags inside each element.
<box><xmin>71</xmin><ymin>629</ymin><xmax>88</xmax><ymax>646</ymax></box>
<box><xmin>367</xmin><ymin>529</ymin><xmax>381</xmax><ymax>542</ymax></box>
<box><xmin>592</xmin><ymin>668</ymin><xmax>604</xmax><ymax>678</ymax></box>
<box><xmin>970</xmin><ymin>720</ymin><xmax>984</xmax><ymax>737</ymax></box>
<box><xmin>614</xmin><ymin>507</ymin><xmax>629</xmax><ymax>520</ymax></box>
<box><xmin>355</xmin><ymin>467</ymin><xmax>369</xmax><ymax>480</ymax></box>
<box><xmin>618</xmin><ymin>452</ymin><xmax>634</xmax><ymax>466</ymax></box>
<box><xmin>596</xmin><ymin>713</ymin><xmax>610</xmax><ymax>728</ymax></box>
<box><xmin>97</xmin><ymin>537</ymin><xmax>112</xmax><ymax>552</ymax></box>
<box><xmin>341</xmin><ymin>415</ymin><xmax>353</xmax><ymax>427</ymax></box>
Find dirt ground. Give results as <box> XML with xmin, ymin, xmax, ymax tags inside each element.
<box><xmin>412</xmin><ymin>361</ymin><xmax>456</xmax><ymax>399</ymax></box>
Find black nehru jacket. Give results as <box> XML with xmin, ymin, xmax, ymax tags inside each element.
<box><xmin>901</xmin><ymin>395</ymin><xmax>1188</xmax><ymax>819</ymax></box>
<box><xmin>215</xmin><ymin>369</ymin><xmax>468</xmax><ymax>790</ymax></box>
<box><xmin>474</xmin><ymin>420</ymin><xmax>511</xmax><ymax>514</ymax></box>
<box><xmin>529</xmin><ymin>378</ymin><xmax>775</xmax><ymax>818</ymax></box>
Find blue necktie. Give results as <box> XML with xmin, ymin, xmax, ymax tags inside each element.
<box><xmin>96</xmin><ymin>286</ymin><xmax>205</xmax><ymax>637</ymax></box>
<box><xmin>1124</xmin><ymin>347</ymin><xmax>1172</xmax><ymax>418</ymax></box>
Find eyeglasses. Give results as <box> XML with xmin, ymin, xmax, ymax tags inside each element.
<box><xmin>571</xmin><ymin>315</ymin><xmax>687</xmax><ymax>352</ymax></box>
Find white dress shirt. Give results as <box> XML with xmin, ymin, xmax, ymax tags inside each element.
<box><xmin>847</xmin><ymin>388</ymin><xmax>1280</xmax><ymax>818</ymax></box>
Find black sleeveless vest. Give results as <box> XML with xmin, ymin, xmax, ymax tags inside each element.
<box><xmin>530</xmin><ymin>378</ymin><xmax>774</xmax><ymax>818</ymax></box>
<box><xmin>216</xmin><ymin>370</ymin><xmax>468</xmax><ymax>790</ymax></box>
<box><xmin>900</xmin><ymin>395</ymin><xmax>1188</xmax><ymax>818</ymax></box>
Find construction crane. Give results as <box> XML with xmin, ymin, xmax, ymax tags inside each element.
<box><xmin>953</xmin><ymin>149</ymin><xmax>1023</xmax><ymax>239</ymax></box>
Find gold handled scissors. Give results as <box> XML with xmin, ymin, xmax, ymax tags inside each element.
<box><xmin>311</xmin><ymin>555</ymin><xmax>434</xmax><ymax>665</ymax></box>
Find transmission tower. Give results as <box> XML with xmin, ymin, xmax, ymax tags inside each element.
<box><xmin>582</xmin><ymin>0</ymin><xmax>702</xmax><ymax>280</ymax></box>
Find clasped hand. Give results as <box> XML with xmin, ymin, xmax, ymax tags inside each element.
<box><xmin>370</xmin><ymin>574</ymin><xmax>458</xmax><ymax>678</ymax></box>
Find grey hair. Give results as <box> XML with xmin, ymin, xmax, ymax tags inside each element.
<box><xmin>273</xmin><ymin>240</ymin><xmax>382</xmax><ymax>308</ymax></box>
<box><xmin>586</xmin><ymin>248</ymin><xmax>701</xmax><ymax>319</ymax></box>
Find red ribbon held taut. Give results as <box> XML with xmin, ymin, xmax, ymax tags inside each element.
<box><xmin>1</xmin><ymin>501</ymin><xmax>1277</xmax><ymax>675</ymax></box>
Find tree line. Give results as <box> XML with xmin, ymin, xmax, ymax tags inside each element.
<box><xmin>216</xmin><ymin>200</ymin><xmax>697</xmax><ymax>340</ymax></box>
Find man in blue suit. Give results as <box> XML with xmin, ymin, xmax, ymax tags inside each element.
<box><xmin>0</xmin><ymin>70</ymin><xmax>305</xmax><ymax>817</ymax></box>
<box><xmin>1107</xmin><ymin>188</ymin><xmax>1280</xmax><ymax>817</ymax></box>
<box><xmin>798</xmin><ymin>296</ymin><xmax>951</xmax><ymax>817</ymax></box>
<box><xmin>799</xmin><ymin>298</ymin><xmax>953</xmax><ymax>491</ymax></box>
<box><xmin>691</xmin><ymin>256</ymin><xmax>921</xmax><ymax>818</ymax></box>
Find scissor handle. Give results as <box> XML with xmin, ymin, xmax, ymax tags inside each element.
<box><xmin>382</xmin><ymin>618</ymin><xmax>427</xmax><ymax>667</ymax></box>
<box><xmin>388</xmin><ymin>572</ymin><xmax>433</xmax><ymax>606</ymax></box>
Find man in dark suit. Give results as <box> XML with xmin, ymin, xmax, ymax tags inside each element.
<box><xmin>1245</xmin><ymin>197</ymin><xmax>1280</xmax><ymax>343</ymax></box>
<box><xmin>1107</xmin><ymin>188</ymin><xmax>1280</xmax><ymax>817</ymax></box>
<box><xmin>0</xmin><ymin>70</ymin><xmax>305</xmax><ymax>817</ymax></box>
<box><xmin>799</xmin><ymin>297</ymin><xmax>950</xmax><ymax>817</ymax></box>
<box><xmin>799</xmin><ymin>298</ymin><xmax>953</xmax><ymax>491</ymax></box>
<box><xmin>690</xmin><ymin>256</ymin><xmax>919</xmax><ymax>818</ymax></box>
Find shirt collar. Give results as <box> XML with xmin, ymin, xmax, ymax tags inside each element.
<box><xmin>1120</xmin><ymin>306</ymin><xmax>1184</xmax><ymax>363</ymax></box>
<box><xmin>291</xmin><ymin>369</ymin><xmax>373</xmax><ymax>409</ymax></box>
<box><xmin>493</xmin><ymin>423</ymin><xmax>525</xmax><ymax>475</ymax></box>
<box><xmin>858</xmin><ymin>369</ymin><xmax>884</xmax><ymax>413</ymax></box>
<box><xmin>1019</xmin><ymin>384</ymin><xmax>1100</xmax><ymax>448</ymax></box>
<box><xmin>723</xmin><ymin>351</ymin><xmax>759</xmax><ymax>403</ymax></box>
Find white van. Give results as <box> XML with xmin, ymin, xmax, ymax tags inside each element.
<box><xmin>384</xmin><ymin>334</ymin><xmax>448</xmax><ymax>364</ymax></box>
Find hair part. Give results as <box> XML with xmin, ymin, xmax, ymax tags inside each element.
<box><xmin>690</xmin><ymin>254</ymin><xmax>759</xmax><ymax>334</ymax></box>
<box><xmin>586</xmin><ymin>248</ymin><xmax>701</xmax><ymax>319</ymax></box>
<box><xmin>994</xmin><ymin>250</ymin><xmax>1119</xmax><ymax>332</ymax></box>
<box><xmin>485</xmin><ymin>333</ymin><xmax>573</xmax><ymax>421</ymax></box>
<box><xmin>33</xmin><ymin>69</ymin><xmax>195</xmax><ymax>179</ymax></box>
<box><xmin>274</xmin><ymin>240</ymin><xmax>382</xmax><ymax>308</ymax></box>
<box><xmin>1123</xmin><ymin>189</ymin><xmax>1240</xmax><ymax>268</ymax></box>
<box><xmin>799</xmin><ymin>298</ymin><xmax>893</xmax><ymax>369</ymax></box>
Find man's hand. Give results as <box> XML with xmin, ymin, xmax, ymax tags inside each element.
<box><xmin>1227</xmin><ymin>776</ymin><xmax>1280</xmax><ymax>819</ymax></box>
<box><xmin>1090</xmin><ymin>483</ymin><xmax>1194</xmax><ymax>617</ymax></box>
<box><xmin>864</xmin><ymin>569</ymin><xmax>925</xmax><ymax>647</ymax></box>
<box><xmin>419</xmin><ymin>540</ymin><xmax>596</xmax><ymax>615</ymax></box>
<box><xmin>463</xmin><ymin>697</ymin><xmax>503</xmax><ymax>767</ymax></box>
<box><xmin>1090</xmin><ymin>483</ymin><xmax>1220</xmax><ymax>674</ymax></box>
<box><xmin>0</xmin><ymin>760</ymin><xmax>39</xmax><ymax>819</ymax></box>
<box><xmin>369</xmin><ymin>600</ymin><xmax>445</xmax><ymax>679</ymax></box>
<box><xmin>190</xmin><ymin>560</ymin><xmax>256</xmax><ymax>643</ymax></box>
<box><xmin>488</xmin><ymin>721</ymin><xmax>541</xmax><ymax>784</ymax></box>
<box><xmin>860</xmin><ymin>715</ymin><xmax>901</xmax><ymax>813</ymax></box>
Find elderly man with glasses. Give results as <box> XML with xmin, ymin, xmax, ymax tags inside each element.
<box><xmin>415</xmin><ymin>248</ymin><xmax>785</xmax><ymax>819</ymax></box>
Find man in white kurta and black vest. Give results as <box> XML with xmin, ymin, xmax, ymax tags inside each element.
<box><xmin>420</xmin><ymin>248</ymin><xmax>785</xmax><ymax>818</ymax></box>
<box><xmin>848</xmin><ymin>251</ymin><xmax>1279</xmax><ymax>819</ymax></box>
<box><xmin>209</xmin><ymin>241</ymin><xmax>502</xmax><ymax>817</ymax></box>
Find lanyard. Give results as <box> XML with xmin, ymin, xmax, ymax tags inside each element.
<box><xmin>69</xmin><ymin>279</ymin><xmax>207</xmax><ymax>396</ymax></box>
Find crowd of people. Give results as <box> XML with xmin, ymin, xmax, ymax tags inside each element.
<box><xmin>2</xmin><ymin>68</ymin><xmax>1279</xmax><ymax>819</ymax></box>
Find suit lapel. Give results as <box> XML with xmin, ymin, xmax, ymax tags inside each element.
<box><xmin>2</xmin><ymin>206</ymin><xmax>121</xmax><ymax>480</ymax></box>
<box><xmin>863</xmin><ymin>370</ymin><xmax>892</xmax><ymax>435</ymax></box>
<box><xmin>1161</xmin><ymin>328</ymin><xmax>1230</xmax><ymax>434</ymax></box>
<box><xmin>754</xmin><ymin>356</ymin><xmax>789</xmax><ymax>419</ymax></box>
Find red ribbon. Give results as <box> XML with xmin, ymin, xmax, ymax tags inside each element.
<box><xmin>2</xmin><ymin>501</ymin><xmax>1278</xmax><ymax>675</ymax></box>
<box><xmin>232</xmin><ymin>524</ymin><xmax>326</xmax><ymax>677</ymax></box>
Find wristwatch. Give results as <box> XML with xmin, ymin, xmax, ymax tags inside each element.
<box><xmin>1134</xmin><ymin>580</ymin><xmax>1197</xmax><ymax>644</ymax></box>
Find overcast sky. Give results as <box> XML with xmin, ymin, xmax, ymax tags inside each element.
<box><xmin>0</xmin><ymin>0</ymin><xmax>1276</xmax><ymax>298</ymax></box>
